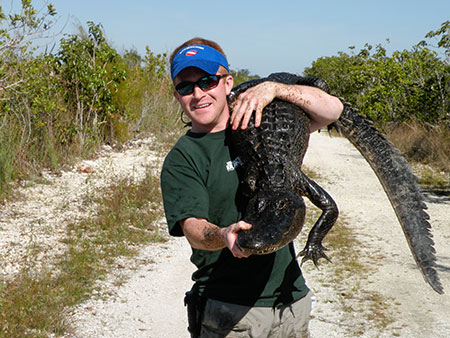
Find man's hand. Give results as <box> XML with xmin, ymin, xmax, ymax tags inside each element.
<box><xmin>180</xmin><ymin>218</ymin><xmax>252</xmax><ymax>258</ymax></box>
<box><xmin>220</xmin><ymin>221</ymin><xmax>252</xmax><ymax>258</ymax></box>
<box><xmin>230</xmin><ymin>82</ymin><xmax>279</xmax><ymax>130</ymax></box>
<box><xmin>229</xmin><ymin>79</ymin><xmax>343</xmax><ymax>132</ymax></box>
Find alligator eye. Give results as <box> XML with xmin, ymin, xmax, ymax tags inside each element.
<box><xmin>248</xmin><ymin>177</ymin><xmax>256</xmax><ymax>190</ymax></box>
<box><xmin>278</xmin><ymin>201</ymin><xmax>287</xmax><ymax>210</ymax></box>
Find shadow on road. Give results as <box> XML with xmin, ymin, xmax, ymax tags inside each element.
<box><xmin>421</xmin><ymin>186</ymin><xmax>450</xmax><ymax>204</ymax></box>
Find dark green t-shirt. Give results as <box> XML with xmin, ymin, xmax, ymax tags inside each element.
<box><xmin>160</xmin><ymin>128</ymin><xmax>309</xmax><ymax>307</ymax></box>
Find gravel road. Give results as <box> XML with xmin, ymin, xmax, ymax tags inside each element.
<box><xmin>69</xmin><ymin>132</ymin><xmax>449</xmax><ymax>338</ymax></box>
<box><xmin>2</xmin><ymin>131</ymin><xmax>448</xmax><ymax>337</ymax></box>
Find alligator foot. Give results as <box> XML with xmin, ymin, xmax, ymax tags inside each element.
<box><xmin>298</xmin><ymin>243</ymin><xmax>331</xmax><ymax>268</ymax></box>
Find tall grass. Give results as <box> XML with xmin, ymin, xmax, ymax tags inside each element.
<box><xmin>121</xmin><ymin>75</ymin><xmax>185</xmax><ymax>147</ymax></box>
<box><xmin>0</xmin><ymin>131</ymin><xmax>16</xmax><ymax>199</ymax></box>
<box><xmin>0</xmin><ymin>72</ymin><xmax>184</xmax><ymax>202</ymax></box>
<box><xmin>386</xmin><ymin>120</ymin><xmax>450</xmax><ymax>171</ymax></box>
<box><xmin>385</xmin><ymin>120</ymin><xmax>450</xmax><ymax>185</ymax></box>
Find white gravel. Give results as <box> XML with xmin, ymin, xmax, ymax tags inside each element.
<box><xmin>0</xmin><ymin>137</ymin><xmax>162</xmax><ymax>279</ymax></box>
<box><xmin>70</xmin><ymin>133</ymin><xmax>450</xmax><ymax>338</ymax></box>
<box><xmin>1</xmin><ymin>132</ymin><xmax>449</xmax><ymax>337</ymax></box>
<box><xmin>302</xmin><ymin>133</ymin><xmax>450</xmax><ymax>337</ymax></box>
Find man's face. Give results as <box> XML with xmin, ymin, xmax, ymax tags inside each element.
<box><xmin>173</xmin><ymin>67</ymin><xmax>233</xmax><ymax>133</ymax></box>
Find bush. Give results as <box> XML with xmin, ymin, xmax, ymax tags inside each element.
<box><xmin>386</xmin><ymin>120</ymin><xmax>450</xmax><ymax>173</ymax></box>
<box><xmin>304</xmin><ymin>22</ymin><xmax>450</xmax><ymax>127</ymax></box>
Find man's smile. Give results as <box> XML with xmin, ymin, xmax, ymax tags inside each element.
<box><xmin>194</xmin><ymin>103</ymin><xmax>212</xmax><ymax>109</ymax></box>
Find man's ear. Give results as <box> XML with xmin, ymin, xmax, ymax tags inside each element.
<box><xmin>224</xmin><ymin>75</ymin><xmax>234</xmax><ymax>96</ymax></box>
<box><xmin>173</xmin><ymin>90</ymin><xmax>181</xmax><ymax>102</ymax></box>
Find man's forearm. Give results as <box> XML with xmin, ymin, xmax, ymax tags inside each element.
<box><xmin>274</xmin><ymin>83</ymin><xmax>343</xmax><ymax>132</ymax></box>
<box><xmin>180</xmin><ymin>218</ymin><xmax>226</xmax><ymax>251</ymax></box>
<box><xmin>230</xmin><ymin>80</ymin><xmax>343</xmax><ymax>132</ymax></box>
<box><xmin>180</xmin><ymin>217</ymin><xmax>252</xmax><ymax>258</ymax></box>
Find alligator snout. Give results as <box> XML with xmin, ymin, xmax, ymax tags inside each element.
<box><xmin>237</xmin><ymin>191</ymin><xmax>306</xmax><ymax>255</ymax></box>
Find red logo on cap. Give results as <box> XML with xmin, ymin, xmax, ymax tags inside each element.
<box><xmin>186</xmin><ymin>50</ymin><xmax>197</xmax><ymax>56</ymax></box>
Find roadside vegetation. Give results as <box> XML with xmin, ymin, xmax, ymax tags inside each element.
<box><xmin>0</xmin><ymin>2</ymin><xmax>260</xmax><ymax>201</ymax></box>
<box><xmin>1</xmin><ymin>3</ymin><xmax>448</xmax><ymax>201</ymax></box>
<box><xmin>0</xmin><ymin>1</ymin><xmax>449</xmax><ymax>336</ymax></box>
<box><xmin>0</xmin><ymin>172</ymin><xmax>165</xmax><ymax>337</ymax></box>
<box><xmin>304</xmin><ymin>21</ymin><xmax>450</xmax><ymax>184</ymax></box>
<box><xmin>0</xmin><ymin>2</ymin><xmax>183</xmax><ymax>200</ymax></box>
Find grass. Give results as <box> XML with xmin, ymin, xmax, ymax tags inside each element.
<box><xmin>0</xmin><ymin>131</ymin><xmax>18</xmax><ymax>201</ymax></box>
<box><xmin>0</xmin><ymin>171</ymin><xmax>167</xmax><ymax>338</ymax></box>
<box><xmin>414</xmin><ymin>164</ymin><xmax>449</xmax><ymax>187</ymax></box>
<box><xmin>386</xmin><ymin>120</ymin><xmax>450</xmax><ymax>175</ymax></box>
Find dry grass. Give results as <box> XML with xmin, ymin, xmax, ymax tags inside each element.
<box><xmin>0</xmin><ymin>172</ymin><xmax>166</xmax><ymax>337</ymax></box>
<box><xmin>386</xmin><ymin>120</ymin><xmax>450</xmax><ymax>175</ymax></box>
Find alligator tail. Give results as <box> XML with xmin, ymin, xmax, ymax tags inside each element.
<box><xmin>337</xmin><ymin>102</ymin><xmax>444</xmax><ymax>294</ymax></box>
<box><xmin>229</xmin><ymin>73</ymin><xmax>443</xmax><ymax>293</ymax></box>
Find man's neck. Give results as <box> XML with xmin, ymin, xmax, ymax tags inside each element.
<box><xmin>190</xmin><ymin>112</ymin><xmax>230</xmax><ymax>133</ymax></box>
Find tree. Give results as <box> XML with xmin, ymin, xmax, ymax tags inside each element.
<box><xmin>424</xmin><ymin>20</ymin><xmax>450</xmax><ymax>62</ymax></box>
<box><xmin>0</xmin><ymin>0</ymin><xmax>57</xmax><ymax>93</ymax></box>
<box><xmin>304</xmin><ymin>27</ymin><xmax>450</xmax><ymax>127</ymax></box>
<box><xmin>230</xmin><ymin>68</ymin><xmax>259</xmax><ymax>85</ymax></box>
<box><xmin>57</xmin><ymin>22</ymin><xmax>126</xmax><ymax>147</ymax></box>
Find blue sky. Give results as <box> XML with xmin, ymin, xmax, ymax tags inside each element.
<box><xmin>6</xmin><ymin>0</ymin><xmax>450</xmax><ymax>76</ymax></box>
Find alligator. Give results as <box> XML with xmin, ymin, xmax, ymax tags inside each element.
<box><xmin>228</xmin><ymin>73</ymin><xmax>444</xmax><ymax>294</ymax></box>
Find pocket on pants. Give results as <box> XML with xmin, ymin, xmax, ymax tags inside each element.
<box><xmin>201</xmin><ymin>299</ymin><xmax>251</xmax><ymax>333</ymax></box>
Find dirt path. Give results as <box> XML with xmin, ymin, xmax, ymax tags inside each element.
<box><xmin>302</xmin><ymin>133</ymin><xmax>450</xmax><ymax>337</ymax></box>
<box><xmin>68</xmin><ymin>132</ymin><xmax>449</xmax><ymax>338</ymax></box>
<box><xmin>69</xmin><ymin>236</ymin><xmax>194</xmax><ymax>337</ymax></box>
<box><xmin>2</xmin><ymin>132</ymin><xmax>448</xmax><ymax>337</ymax></box>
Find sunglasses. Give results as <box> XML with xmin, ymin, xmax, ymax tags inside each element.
<box><xmin>175</xmin><ymin>74</ymin><xmax>227</xmax><ymax>96</ymax></box>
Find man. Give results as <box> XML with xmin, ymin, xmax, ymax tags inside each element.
<box><xmin>161</xmin><ymin>37</ymin><xmax>343</xmax><ymax>337</ymax></box>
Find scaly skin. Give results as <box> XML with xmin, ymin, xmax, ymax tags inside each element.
<box><xmin>229</xmin><ymin>73</ymin><xmax>443</xmax><ymax>294</ymax></box>
<box><xmin>229</xmin><ymin>74</ymin><xmax>339</xmax><ymax>266</ymax></box>
<box><xmin>337</xmin><ymin>101</ymin><xmax>443</xmax><ymax>294</ymax></box>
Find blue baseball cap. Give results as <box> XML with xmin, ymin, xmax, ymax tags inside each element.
<box><xmin>170</xmin><ymin>44</ymin><xmax>230</xmax><ymax>80</ymax></box>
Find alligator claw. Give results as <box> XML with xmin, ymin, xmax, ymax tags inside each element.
<box><xmin>319</xmin><ymin>121</ymin><xmax>341</xmax><ymax>136</ymax></box>
<box><xmin>298</xmin><ymin>244</ymin><xmax>331</xmax><ymax>268</ymax></box>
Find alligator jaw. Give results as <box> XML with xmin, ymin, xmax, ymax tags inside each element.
<box><xmin>239</xmin><ymin>244</ymin><xmax>280</xmax><ymax>255</ymax></box>
<box><xmin>237</xmin><ymin>191</ymin><xmax>306</xmax><ymax>255</ymax></box>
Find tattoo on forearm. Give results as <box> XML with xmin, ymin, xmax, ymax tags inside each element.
<box><xmin>203</xmin><ymin>226</ymin><xmax>223</xmax><ymax>249</ymax></box>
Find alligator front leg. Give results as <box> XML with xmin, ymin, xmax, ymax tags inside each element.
<box><xmin>298</xmin><ymin>173</ymin><xmax>339</xmax><ymax>267</ymax></box>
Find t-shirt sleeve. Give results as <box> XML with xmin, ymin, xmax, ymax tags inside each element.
<box><xmin>160</xmin><ymin>150</ymin><xmax>210</xmax><ymax>237</ymax></box>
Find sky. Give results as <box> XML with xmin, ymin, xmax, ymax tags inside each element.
<box><xmin>4</xmin><ymin>0</ymin><xmax>450</xmax><ymax>76</ymax></box>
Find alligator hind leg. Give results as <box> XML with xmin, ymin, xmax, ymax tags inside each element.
<box><xmin>297</xmin><ymin>172</ymin><xmax>339</xmax><ymax>267</ymax></box>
